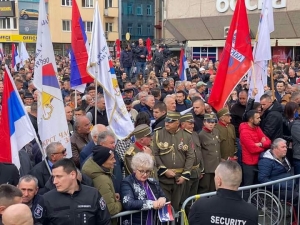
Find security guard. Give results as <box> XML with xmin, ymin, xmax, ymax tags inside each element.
<box><xmin>152</xmin><ymin>111</ymin><xmax>194</xmax><ymax>211</ymax></box>
<box><xmin>180</xmin><ymin>113</ymin><xmax>204</xmax><ymax>213</ymax></box>
<box><xmin>215</xmin><ymin>108</ymin><xmax>238</xmax><ymax>160</ymax></box>
<box><xmin>34</xmin><ymin>159</ymin><xmax>111</xmax><ymax>225</ymax></box>
<box><xmin>189</xmin><ymin>161</ymin><xmax>258</xmax><ymax>225</ymax></box>
<box><xmin>124</xmin><ymin>124</ymin><xmax>154</xmax><ymax>176</ymax></box>
<box><xmin>198</xmin><ymin>113</ymin><xmax>221</xmax><ymax>194</ymax></box>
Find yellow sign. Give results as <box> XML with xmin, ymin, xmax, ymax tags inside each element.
<box><xmin>0</xmin><ymin>35</ymin><xmax>37</xmax><ymax>43</ymax></box>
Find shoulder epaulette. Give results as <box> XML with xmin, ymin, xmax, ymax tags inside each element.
<box><xmin>183</xmin><ymin>128</ymin><xmax>192</xmax><ymax>134</ymax></box>
<box><xmin>154</xmin><ymin>126</ymin><xmax>163</xmax><ymax>132</ymax></box>
<box><xmin>125</xmin><ymin>146</ymin><xmax>135</xmax><ymax>156</ymax></box>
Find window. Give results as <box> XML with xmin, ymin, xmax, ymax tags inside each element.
<box><xmin>82</xmin><ymin>0</ymin><xmax>93</xmax><ymax>8</ymax></box>
<box><xmin>136</xmin><ymin>4</ymin><xmax>143</xmax><ymax>15</ymax></box>
<box><xmin>85</xmin><ymin>21</ymin><xmax>93</xmax><ymax>32</ymax></box>
<box><xmin>192</xmin><ymin>47</ymin><xmax>217</xmax><ymax>61</ymax></box>
<box><xmin>146</xmin><ymin>4</ymin><xmax>152</xmax><ymax>15</ymax></box>
<box><xmin>0</xmin><ymin>18</ymin><xmax>17</xmax><ymax>29</ymax></box>
<box><xmin>137</xmin><ymin>24</ymin><xmax>142</xmax><ymax>35</ymax></box>
<box><xmin>62</xmin><ymin>20</ymin><xmax>71</xmax><ymax>31</ymax></box>
<box><xmin>147</xmin><ymin>24</ymin><xmax>151</xmax><ymax>35</ymax></box>
<box><xmin>61</xmin><ymin>0</ymin><xmax>72</xmax><ymax>6</ymax></box>
<box><xmin>127</xmin><ymin>3</ymin><xmax>133</xmax><ymax>15</ymax></box>
<box><xmin>127</xmin><ymin>23</ymin><xmax>133</xmax><ymax>34</ymax></box>
<box><xmin>105</xmin><ymin>0</ymin><xmax>112</xmax><ymax>8</ymax></box>
<box><xmin>105</xmin><ymin>22</ymin><xmax>112</xmax><ymax>32</ymax></box>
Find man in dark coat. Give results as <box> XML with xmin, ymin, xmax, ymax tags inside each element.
<box><xmin>260</xmin><ymin>94</ymin><xmax>283</xmax><ymax>141</ymax></box>
<box><xmin>120</xmin><ymin>45</ymin><xmax>133</xmax><ymax>80</ymax></box>
<box><xmin>0</xmin><ymin>163</ymin><xmax>19</xmax><ymax>186</ymax></box>
<box><xmin>29</xmin><ymin>142</ymin><xmax>66</xmax><ymax>194</ymax></box>
<box><xmin>189</xmin><ymin>161</ymin><xmax>258</xmax><ymax>225</ymax></box>
<box><xmin>152</xmin><ymin>102</ymin><xmax>167</xmax><ymax>130</ymax></box>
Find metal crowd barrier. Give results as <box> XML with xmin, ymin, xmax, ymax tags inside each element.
<box><xmin>180</xmin><ymin>174</ymin><xmax>300</xmax><ymax>225</ymax></box>
<box><xmin>111</xmin><ymin>206</ymin><xmax>176</xmax><ymax>225</ymax></box>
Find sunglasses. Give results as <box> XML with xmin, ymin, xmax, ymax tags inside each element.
<box><xmin>53</xmin><ymin>149</ymin><xmax>67</xmax><ymax>155</ymax></box>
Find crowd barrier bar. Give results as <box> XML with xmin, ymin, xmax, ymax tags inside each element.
<box><xmin>180</xmin><ymin>174</ymin><xmax>300</xmax><ymax>225</ymax></box>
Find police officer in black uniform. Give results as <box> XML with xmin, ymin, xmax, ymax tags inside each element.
<box><xmin>34</xmin><ymin>159</ymin><xmax>111</xmax><ymax>225</ymax></box>
<box><xmin>189</xmin><ymin>161</ymin><xmax>258</xmax><ymax>225</ymax></box>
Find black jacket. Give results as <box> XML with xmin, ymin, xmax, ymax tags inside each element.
<box><xmin>29</xmin><ymin>159</ymin><xmax>51</xmax><ymax>194</ymax></box>
<box><xmin>189</xmin><ymin>188</ymin><xmax>258</xmax><ymax>225</ymax></box>
<box><xmin>88</xmin><ymin>108</ymin><xmax>109</xmax><ymax>126</ymax></box>
<box><xmin>192</xmin><ymin>111</ymin><xmax>204</xmax><ymax>133</ymax></box>
<box><xmin>0</xmin><ymin>163</ymin><xmax>19</xmax><ymax>185</ymax></box>
<box><xmin>120</xmin><ymin>50</ymin><xmax>133</xmax><ymax>68</ymax></box>
<box><xmin>230</xmin><ymin>102</ymin><xmax>246</xmax><ymax>138</ymax></box>
<box><xmin>34</xmin><ymin>184</ymin><xmax>111</xmax><ymax>225</ymax></box>
<box><xmin>152</xmin><ymin>114</ymin><xmax>166</xmax><ymax>131</ymax></box>
<box><xmin>260</xmin><ymin>101</ymin><xmax>283</xmax><ymax>141</ymax></box>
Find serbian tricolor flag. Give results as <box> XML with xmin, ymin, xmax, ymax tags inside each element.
<box><xmin>0</xmin><ymin>65</ymin><xmax>35</xmax><ymax>168</ymax></box>
<box><xmin>208</xmin><ymin>0</ymin><xmax>253</xmax><ymax>111</ymax></box>
<box><xmin>70</xmin><ymin>0</ymin><xmax>94</xmax><ymax>93</ymax></box>
<box><xmin>11</xmin><ymin>44</ymin><xmax>20</xmax><ymax>71</ymax></box>
<box><xmin>179</xmin><ymin>48</ymin><xmax>188</xmax><ymax>81</ymax></box>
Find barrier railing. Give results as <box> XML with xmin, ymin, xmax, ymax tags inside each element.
<box><xmin>180</xmin><ymin>174</ymin><xmax>300</xmax><ymax>225</ymax></box>
<box><xmin>111</xmin><ymin>206</ymin><xmax>176</xmax><ymax>225</ymax></box>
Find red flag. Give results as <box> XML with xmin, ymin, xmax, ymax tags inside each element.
<box><xmin>146</xmin><ymin>37</ymin><xmax>152</xmax><ymax>60</ymax></box>
<box><xmin>208</xmin><ymin>0</ymin><xmax>253</xmax><ymax>111</ymax></box>
<box><xmin>116</xmin><ymin>39</ymin><xmax>121</xmax><ymax>58</ymax></box>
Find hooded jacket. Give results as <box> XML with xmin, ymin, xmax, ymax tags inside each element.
<box><xmin>258</xmin><ymin>150</ymin><xmax>293</xmax><ymax>191</ymax></box>
<box><xmin>239</xmin><ymin>122</ymin><xmax>271</xmax><ymax>165</ymax></box>
<box><xmin>82</xmin><ymin>157</ymin><xmax>122</xmax><ymax>216</ymax></box>
<box><xmin>260</xmin><ymin>101</ymin><xmax>283</xmax><ymax>141</ymax></box>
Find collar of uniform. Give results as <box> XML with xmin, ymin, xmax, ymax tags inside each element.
<box><xmin>216</xmin><ymin>188</ymin><xmax>241</xmax><ymax>200</ymax></box>
<box><xmin>218</xmin><ymin>121</ymin><xmax>228</xmax><ymax>127</ymax></box>
<box><xmin>135</xmin><ymin>142</ymin><xmax>144</xmax><ymax>151</ymax></box>
<box><xmin>202</xmin><ymin>127</ymin><xmax>212</xmax><ymax>133</ymax></box>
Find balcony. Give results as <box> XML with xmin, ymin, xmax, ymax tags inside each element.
<box><xmin>104</xmin><ymin>7</ymin><xmax>118</xmax><ymax>18</ymax></box>
<box><xmin>105</xmin><ymin>31</ymin><xmax>119</xmax><ymax>41</ymax></box>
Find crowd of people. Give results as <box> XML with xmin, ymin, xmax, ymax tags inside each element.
<box><xmin>1</xmin><ymin>38</ymin><xmax>300</xmax><ymax>224</ymax></box>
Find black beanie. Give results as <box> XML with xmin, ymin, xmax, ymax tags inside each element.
<box><xmin>92</xmin><ymin>145</ymin><xmax>113</xmax><ymax>166</ymax></box>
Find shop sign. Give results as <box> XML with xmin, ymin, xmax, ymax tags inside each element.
<box><xmin>0</xmin><ymin>35</ymin><xmax>37</xmax><ymax>43</ymax></box>
<box><xmin>216</xmin><ymin>0</ymin><xmax>286</xmax><ymax>13</ymax></box>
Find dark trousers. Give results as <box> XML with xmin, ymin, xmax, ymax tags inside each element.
<box><xmin>159</xmin><ymin>181</ymin><xmax>185</xmax><ymax>212</ymax></box>
<box><xmin>155</xmin><ymin>64</ymin><xmax>163</xmax><ymax>77</ymax></box>
<box><xmin>198</xmin><ymin>173</ymin><xmax>215</xmax><ymax>194</ymax></box>
<box><xmin>242</xmin><ymin>163</ymin><xmax>258</xmax><ymax>201</ymax></box>
<box><xmin>182</xmin><ymin>177</ymin><xmax>200</xmax><ymax>215</ymax></box>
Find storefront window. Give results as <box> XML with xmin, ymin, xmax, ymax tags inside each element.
<box><xmin>192</xmin><ymin>47</ymin><xmax>217</xmax><ymax>62</ymax></box>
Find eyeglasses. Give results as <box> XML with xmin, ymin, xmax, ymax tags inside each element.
<box><xmin>53</xmin><ymin>149</ymin><xmax>67</xmax><ymax>155</ymax></box>
<box><xmin>137</xmin><ymin>169</ymin><xmax>152</xmax><ymax>175</ymax></box>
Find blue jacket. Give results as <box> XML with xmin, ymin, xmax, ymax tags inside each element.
<box><xmin>121</xmin><ymin>174</ymin><xmax>166</xmax><ymax>225</ymax></box>
<box><xmin>258</xmin><ymin>150</ymin><xmax>293</xmax><ymax>191</ymax></box>
<box><xmin>80</xmin><ymin>141</ymin><xmax>96</xmax><ymax>167</ymax></box>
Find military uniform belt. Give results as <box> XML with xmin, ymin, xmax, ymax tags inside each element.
<box><xmin>171</xmin><ymin>164</ymin><xmax>199</xmax><ymax>173</ymax></box>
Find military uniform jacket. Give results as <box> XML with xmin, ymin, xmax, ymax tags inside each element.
<box><xmin>199</xmin><ymin>128</ymin><xmax>221</xmax><ymax>174</ymax></box>
<box><xmin>215</xmin><ymin>122</ymin><xmax>237</xmax><ymax>159</ymax></box>
<box><xmin>124</xmin><ymin>142</ymin><xmax>157</xmax><ymax>179</ymax></box>
<box><xmin>189</xmin><ymin>130</ymin><xmax>204</xmax><ymax>179</ymax></box>
<box><xmin>153</xmin><ymin>128</ymin><xmax>194</xmax><ymax>184</ymax></box>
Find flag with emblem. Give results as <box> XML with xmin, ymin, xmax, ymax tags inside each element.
<box><xmin>87</xmin><ymin>1</ymin><xmax>134</xmax><ymax>139</ymax></box>
<box><xmin>208</xmin><ymin>0</ymin><xmax>253</xmax><ymax>111</ymax></box>
<box><xmin>33</xmin><ymin>0</ymin><xmax>71</xmax><ymax>157</ymax></box>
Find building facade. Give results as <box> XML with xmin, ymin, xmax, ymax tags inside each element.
<box><xmin>164</xmin><ymin>0</ymin><xmax>300</xmax><ymax>62</ymax></box>
<box><xmin>121</xmin><ymin>0</ymin><xmax>154</xmax><ymax>43</ymax></box>
<box><xmin>0</xmin><ymin>0</ymin><xmax>119</xmax><ymax>55</ymax></box>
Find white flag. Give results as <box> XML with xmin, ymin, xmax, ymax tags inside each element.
<box><xmin>19</xmin><ymin>42</ymin><xmax>30</xmax><ymax>68</ymax></box>
<box><xmin>248</xmin><ymin>0</ymin><xmax>274</xmax><ymax>102</ymax></box>
<box><xmin>87</xmin><ymin>1</ymin><xmax>134</xmax><ymax>139</ymax></box>
<box><xmin>33</xmin><ymin>0</ymin><xmax>72</xmax><ymax>157</ymax></box>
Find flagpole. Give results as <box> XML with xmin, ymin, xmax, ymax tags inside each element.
<box><xmin>251</xmin><ymin>61</ymin><xmax>256</xmax><ymax>88</ymax></box>
<box><xmin>35</xmin><ymin>137</ymin><xmax>52</xmax><ymax>175</ymax></box>
<box><xmin>94</xmin><ymin>79</ymin><xmax>98</xmax><ymax>123</ymax></box>
<box><xmin>75</xmin><ymin>91</ymin><xmax>78</xmax><ymax>108</ymax></box>
<box><xmin>269</xmin><ymin>60</ymin><xmax>275</xmax><ymax>101</ymax></box>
